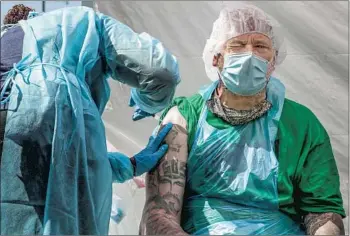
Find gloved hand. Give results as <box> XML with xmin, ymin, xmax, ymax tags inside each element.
<box><xmin>129</xmin><ymin>96</ymin><xmax>155</xmax><ymax>121</ymax></box>
<box><xmin>131</xmin><ymin>122</ymin><xmax>172</xmax><ymax>176</ymax></box>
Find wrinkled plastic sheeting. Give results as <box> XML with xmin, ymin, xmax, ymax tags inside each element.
<box><xmin>109</xmin><ymin>178</ymin><xmax>146</xmax><ymax>235</ymax></box>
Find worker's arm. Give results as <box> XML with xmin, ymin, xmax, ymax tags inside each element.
<box><xmin>108</xmin><ymin>123</ymin><xmax>173</xmax><ymax>183</ymax></box>
<box><xmin>140</xmin><ymin>107</ymin><xmax>189</xmax><ymax>235</ymax></box>
<box><xmin>97</xmin><ymin>13</ymin><xmax>180</xmax><ymax>115</ymax></box>
<box><xmin>107</xmin><ymin>152</ymin><xmax>134</xmax><ymax>183</ymax></box>
<box><xmin>304</xmin><ymin>213</ymin><xmax>345</xmax><ymax>235</ymax></box>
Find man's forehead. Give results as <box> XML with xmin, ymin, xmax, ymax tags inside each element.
<box><xmin>227</xmin><ymin>33</ymin><xmax>271</xmax><ymax>43</ymax></box>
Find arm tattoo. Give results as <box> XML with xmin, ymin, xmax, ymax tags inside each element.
<box><xmin>140</xmin><ymin>124</ymin><xmax>189</xmax><ymax>235</ymax></box>
<box><xmin>304</xmin><ymin>213</ymin><xmax>345</xmax><ymax>235</ymax></box>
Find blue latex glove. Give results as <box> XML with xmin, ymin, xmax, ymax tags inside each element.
<box><xmin>129</xmin><ymin>96</ymin><xmax>155</xmax><ymax>121</ymax></box>
<box><xmin>132</xmin><ymin>123</ymin><xmax>172</xmax><ymax>176</ymax></box>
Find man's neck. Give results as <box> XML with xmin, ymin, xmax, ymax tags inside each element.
<box><xmin>216</xmin><ymin>85</ymin><xmax>267</xmax><ymax>111</ymax></box>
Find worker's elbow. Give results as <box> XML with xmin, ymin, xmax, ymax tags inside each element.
<box><xmin>138</xmin><ymin>32</ymin><xmax>180</xmax><ymax>84</ymax></box>
<box><xmin>130</xmin><ymin>70</ymin><xmax>179</xmax><ymax>114</ymax></box>
<box><xmin>160</xmin><ymin>53</ymin><xmax>181</xmax><ymax>86</ymax></box>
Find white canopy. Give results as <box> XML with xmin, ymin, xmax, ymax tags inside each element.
<box><xmin>95</xmin><ymin>1</ymin><xmax>349</xmax><ymax>234</ymax></box>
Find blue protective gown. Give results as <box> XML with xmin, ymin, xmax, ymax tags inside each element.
<box><xmin>0</xmin><ymin>6</ymin><xmax>179</xmax><ymax>235</ymax></box>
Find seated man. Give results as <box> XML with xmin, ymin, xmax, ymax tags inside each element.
<box><xmin>139</xmin><ymin>4</ymin><xmax>346</xmax><ymax>236</ymax></box>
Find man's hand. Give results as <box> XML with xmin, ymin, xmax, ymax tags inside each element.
<box><xmin>304</xmin><ymin>213</ymin><xmax>345</xmax><ymax>235</ymax></box>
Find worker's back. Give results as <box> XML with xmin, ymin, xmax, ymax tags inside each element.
<box><xmin>0</xmin><ymin>7</ymin><xmax>113</xmax><ymax>235</ymax></box>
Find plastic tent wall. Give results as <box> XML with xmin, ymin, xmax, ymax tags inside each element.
<box><xmin>95</xmin><ymin>1</ymin><xmax>349</xmax><ymax>234</ymax></box>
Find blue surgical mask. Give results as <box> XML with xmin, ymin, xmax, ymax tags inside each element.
<box><xmin>220</xmin><ymin>52</ymin><xmax>269</xmax><ymax>96</ymax></box>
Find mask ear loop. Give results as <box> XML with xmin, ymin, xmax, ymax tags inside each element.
<box><xmin>215</xmin><ymin>58</ymin><xmax>227</xmax><ymax>98</ymax></box>
<box><xmin>266</xmin><ymin>54</ymin><xmax>277</xmax><ymax>81</ymax></box>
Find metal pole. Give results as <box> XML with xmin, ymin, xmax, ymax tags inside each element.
<box><xmin>81</xmin><ymin>1</ymin><xmax>95</xmax><ymax>9</ymax></box>
<box><xmin>42</xmin><ymin>1</ymin><xmax>46</xmax><ymax>12</ymax></box>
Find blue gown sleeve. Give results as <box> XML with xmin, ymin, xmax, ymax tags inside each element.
<box><xmin>97</xmin><ymin>12</ymin><xmax>180</xmax><ymax>114</ymax></box>
<box><xmin>108</xmin><ymin>152</ymin><xmax>134</xmax><ymax>183</ymax></box>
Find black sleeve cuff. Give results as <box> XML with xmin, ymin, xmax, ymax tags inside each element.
<box><xmin>130</xmin><ymin>156</ymin><xmax>137</xmax><ymax>176</ymax></box>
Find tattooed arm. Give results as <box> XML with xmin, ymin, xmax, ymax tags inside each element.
<box><xmin>304</xmin><ymin>213</ymin><xmax>345</xmax><ymax>235</ymax></box>
<box><xmin>140</xmin><ymin>106</ymin><xmax>189</xmax><ymax>235</ymax></box>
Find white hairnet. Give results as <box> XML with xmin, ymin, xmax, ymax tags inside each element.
<box><xmin>203</xmin><ymin>4</ymin><xmax>286</xmax><ymax>81</ymax></box>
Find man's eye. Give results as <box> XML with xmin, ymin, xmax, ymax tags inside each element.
<box><xmin>256</xmin><ymin>45</ymin><xmax>267</xmax><ymax>48</ymax></box>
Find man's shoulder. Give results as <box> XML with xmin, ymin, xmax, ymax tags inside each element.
<box><xmin>280</xmin><ymin>98</ymin><xmax>329</xmax><ymax>140</ymax></box>
<box><xmin>283</xmin><ymin>98</ymin><xmax>314</xmax><ymax>116</ymax></box>
<box><xmin>282</xmin><ymin>98</ymin><xmax>321</xmax><ymax>124</ymax></box>
<box><xmin>169</xmin><ymin>93</ymin><xmax>204</xmax><ymax>117</ymax></box>
<box><xmin>174</xmin><ymin>93</ymin><xmax>203</xmax><ymax>106</ymax></box>
<box><xmin>162</xmin><ymin>106</ymin><xmax>187</xmax><ymax>129</ymax></box>
<box><xmin>160</xmin><ymin>93</ymin><xmax>204</xmax><ymax>148</ymax></box>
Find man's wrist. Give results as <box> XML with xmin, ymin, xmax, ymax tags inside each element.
<box><xmin>130</xmin><ymin>156</ymin><xmax>137</xmax><ymax>176</ymax></box>
<box><xmin>304</xmin><ymin>213</ymin><xmax>345</xmax><ymax>235</ymax></box>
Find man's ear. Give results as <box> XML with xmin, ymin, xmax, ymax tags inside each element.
<box><xmin>212</xmin><ymin>54</ymin><xmax>220</xmax><ymax>67</ymax></box>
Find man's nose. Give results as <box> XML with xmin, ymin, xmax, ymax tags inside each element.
<box><xmin>244</xmin><ymin>44</ymin><xmax>254</xmax><ymax>52</ymax></box>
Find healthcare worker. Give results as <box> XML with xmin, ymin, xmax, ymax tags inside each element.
<box><xmin>0</xmin><ymin>5</ymin><xmax>180</xmax><ymax>235</ymax></box>
<box><xmin>140</xmin><ymin>5</ymin><xmax>346</xmax><ymax>236</ymax></box>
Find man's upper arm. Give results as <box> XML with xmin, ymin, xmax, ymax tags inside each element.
<box><xmin>141</xmin><ymin>106</ymin><xmax>188</xmax><ymax>234</ymax></box>
<box><xmin>298</xmin><ymin>137</ymin><xmax>345</xmax><ymax>217</ymax></box>
<box><xmin>298</xmin><ymin>137</ymin><xmax>346</xmax><ymax>235</ymax></box>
